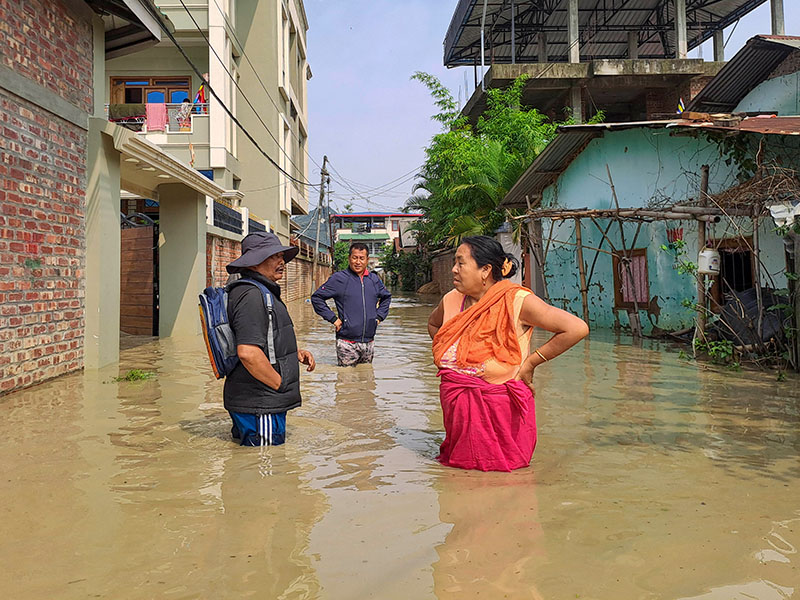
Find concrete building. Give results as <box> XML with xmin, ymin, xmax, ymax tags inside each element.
<box><xmin>501</xmin><ymin>35</ymin><xmax>800</xmax><ymax>336</ymax></box>
<box><xmin>332</xmin><ymin>212</ymin><xmax>423</xmax><ymax>267</ymax></box>
<box><xmin>104</xmin><ymin>0</ymin><xmax>311</xmax><ymax>242</ymax></box>
<box><xmin>444</xmin><ymin>0</ymin><xmax>788</xmax><ymax>123</ymax></box>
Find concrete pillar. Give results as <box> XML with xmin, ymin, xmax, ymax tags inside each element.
<box><xmin>85</xmin><ymin>121</ymin><xmax>122</xmax><ymax>369</ymax></box>
<box><xmin>674</xmin><ymin>0</ymin><xmax>688</xmax><ymax>59</ymax></box>
<box><xmin>628</xmin><ymin>32</ymin><xmax>639</xmax><ymax>59</ymax></box>
<box><xmin>158</xmin><ymin>184</ymin><xmax>207</xmax><ymax>337</ymax></box>
<box><xmin>570</xmin><ymin>86</ymin><xmax>583</xmax><ymax>124</ymax></box>
<box><xmin>568</xmin><ymin>0</ymin><xmax>580</xmax><ymax>63</ymax></box>
<box><xmin>771</xmin><ymin>0</ymin><xmax>785</xmax><ymax>36</ymax></box>
<box><xmin>510</xmin><ymin>0</ymin><xmax>516</xmax><ymax>65</ymax></box>
<box><xmin>713</xmin><ymin>29</ymin><xmax>724</xmax><ymax>62</ymax></box>
<box><xmin>537</xmin><ymin>33</ymin><xmax>548</xmax><ymax>63</ymax></box>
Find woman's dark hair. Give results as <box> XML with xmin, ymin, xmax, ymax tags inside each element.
<box><xmin>461</xmin><ymin>235</ymin><xmax>518</xmax><ymax>280</ymax></box>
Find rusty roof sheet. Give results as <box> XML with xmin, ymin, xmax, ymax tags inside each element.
<box><xmin>676</xmin><ymin>115</ymin><xmax>800</xmax><ymax>136</ymax></box>
<box><xmin>686</xmin><ymin>35</ymin><xmax>800</xmax><ymax>113</ymax></box>
<box><xmin>445</xmin><ymin>0</ymin><xmax>769</xmax><ymax>66</ymax></box>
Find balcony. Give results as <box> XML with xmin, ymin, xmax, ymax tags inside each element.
<box><xmin>106</xmin><ymin>103</ymin><xmax>210</xmax><ymax>169</ymax></box>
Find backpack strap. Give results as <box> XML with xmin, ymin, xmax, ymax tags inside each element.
<box><xmin>228</xmin><ymin>278</ymin><xmax>276</xmax><ymax>364</ymax></box>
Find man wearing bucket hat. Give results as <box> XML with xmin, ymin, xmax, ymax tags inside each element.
<box><xmin>223</xmin><ymin>231</ymin><xmax>315</xmax><ymax>446</ymax></box>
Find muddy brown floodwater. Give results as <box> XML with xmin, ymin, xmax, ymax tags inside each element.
<box><xmin>2</xmin><ymin>295</ymin><xmax>799</xmax><ymax>599</ymax></box>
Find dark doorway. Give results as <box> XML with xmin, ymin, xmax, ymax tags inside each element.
<box><xmin>710</xmin><ymin>237</ymin><xmax>755</xmax><ymax>312</ymax></box>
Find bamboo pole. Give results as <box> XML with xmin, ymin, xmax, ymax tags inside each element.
<box><xmin>696</xmin><ymin>165</ymin><xmax>709</xmax><ymax>339</ymax></box>
<box><xmin>753</xmin><ymin>214</ymin><xmax>764</xmax><ymax>342</ymax></box>
<box><xmin>574</xmin><ymin>218</ymin><xmax>589</xmax><ymax>323</ymax></box>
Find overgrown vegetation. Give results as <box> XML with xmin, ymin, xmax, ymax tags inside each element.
<box><xmin>112</xmin><ymin>369</ymin><xmax>156</xmax><ymax>382</ymax></box>
<box><xmin>379</xmin><ymin>245</ymin><xmax>431</xmax><ymax>292</ymax></box>
<box><xmin>407</xmin><ymin>72</ymin><xmax>604</xmax><ymax>248</ymax></box>
<box><xmin>333</xmin><ymin>241</ymin><xmax>350</xmax><ymax>271</ymax></box>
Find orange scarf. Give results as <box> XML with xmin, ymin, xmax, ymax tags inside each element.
<box><xmin>433</xmin><ymin>279</ymin><xmax>527</xmax><ymax>369</ymax></box>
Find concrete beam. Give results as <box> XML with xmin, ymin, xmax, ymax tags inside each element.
<box><xmin>158</xmin><ymin>184</ymin><xmax>207</xmax><ymax>338</ymax></box>
<box><xmin>674</xmin><ymin>0</ymin><xmax>688</xmax><ymax>59</ymax></box>
<box><xmin>628</xmin><ymin>32</ymin><xmax>638</xmax><ymax>59</ymax></box>
<box><xmin>568</xmin><ymin>0</ymin><xmax>580</xmax><ymax>64</ymax></box>
<box><xmin>713</xmin><ymin>30</ymin><xmax>724</xmax><ymax>62</ymax></box>
<box><xmin>771</xmin><ymin>0</ymin><xmax>785</xmax><ymax>36</ymax></box>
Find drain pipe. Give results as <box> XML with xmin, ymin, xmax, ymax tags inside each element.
<box><xmin>480</xmin><ymin>0</ymin><xmax>488</xmax><ymax>91</ymax></box>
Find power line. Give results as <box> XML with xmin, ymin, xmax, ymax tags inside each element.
<box><xmin>137</xmin><ymin>1</ymin><xmax>316</xmax><ymax>188</ymax></box>
<box><xmin>207</xmin><ymin>0</ymin><xmax>326</xmax><ymax>173</ymax></box>
<box><xmin>177</xmin><ymin>0</ymin><xmax>312</xmax><ymax>185</ymax></box>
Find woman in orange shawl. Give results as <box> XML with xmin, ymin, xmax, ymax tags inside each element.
<box><xmin>429</xmin><ymin>236</ymin><xmax>589</xmax><ymax>471</ymax></box>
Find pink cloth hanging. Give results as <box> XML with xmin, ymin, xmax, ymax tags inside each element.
<box><xmin>145</xmin><ymin>103</ymin><xmax>167</xmax><ymax>132</ymax></box>
<box><xmin>437</xmin><ymin>369</ymin><xmax>537</xmax><ymax>472</ymax></box>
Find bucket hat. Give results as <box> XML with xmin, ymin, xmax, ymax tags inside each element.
<box><xmin>226</xmin><ymin>231</ymin><xmax>299</xmax><ymax>274</ymax></box>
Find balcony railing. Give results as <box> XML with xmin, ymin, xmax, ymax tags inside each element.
<box><xmin>105</xmin><ymin>103</ymin><xmax>209</xmax><ymax>133</ymax></box>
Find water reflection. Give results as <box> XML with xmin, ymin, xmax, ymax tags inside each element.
<box><xmin>1</xmin><ymin>296</ymin><xmax>799</xmax><ymax>598</ymax></box>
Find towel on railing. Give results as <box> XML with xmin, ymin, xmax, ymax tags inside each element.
<box><xmin>145</xmin><ymin>103</ymin><xmax>167</xmax><ymax>131</ymax></box>
<box><xmin>108</xmin><ymin>103</ymin><xmax>145</xmax><ymax>120</ymax></box>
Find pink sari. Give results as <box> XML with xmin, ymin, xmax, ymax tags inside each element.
<box><xmin>437</xmin><ymin>369</ymin><xmax>537</xmax><ymax>472</ymax></box>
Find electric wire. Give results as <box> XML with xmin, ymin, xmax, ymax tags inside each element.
<box><xmin>138</xmin><ymin>0</ymin><xmax>317</xmax><ymax>188</ymax></box>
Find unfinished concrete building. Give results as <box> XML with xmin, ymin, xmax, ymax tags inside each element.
<box><xmin>444</xmin><ymin>0</ymin><xmax>789</xmax><ymax>123</ymax></box>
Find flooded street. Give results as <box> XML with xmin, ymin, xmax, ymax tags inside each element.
<box><xmin>2</xmin><ymin>295</ymin><xmax>799</xmax><ymax>599</ymax></box>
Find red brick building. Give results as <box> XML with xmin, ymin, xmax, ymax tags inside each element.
<box><xmin>0</xmin><ymin>0</ymin><xmax>96</xmax><ymax>393</ymax></box>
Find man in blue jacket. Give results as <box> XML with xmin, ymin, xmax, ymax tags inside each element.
<box><xmin>311</xmin><ymin>243</ymin><xmax>392</xmax><ymax>366</ymax></box>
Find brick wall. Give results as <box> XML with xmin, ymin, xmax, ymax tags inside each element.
<box><xmin>205</xmin><ymin>233</ymin><xmax>332</xmax><ymax>302</ymax></box>
<box><xmin>770</xmin><ymin>49</ymin><xmax>800</xmax><ymax>80</ymax></box>
<box><xmin>206</xmin><ymin>234</ymin><xmax>240</xmax><ymax>288</ymax></box>
<box><xmin>0</xmin><ymin>0</ymin><xmax>93</xmax><ymax>395</ymax></box>
<box><xmin>0</xmin><ymin>0</ymin><xmax>94</xmax><ymax>114</ymax></box>
<box><xmin>283</xmin><ymin>257</ymin><xmax>332</xmax><ymax>303</ymax></box>
<box><xmin>0</xmin><ymin>92</ymin><xmax>87</xmax><ymax>393</ymax></box>
<box><xmin>645</xmin><ymin>76</ymin><xmax>714</xmax><ymax>119</ymax></box>
<box><xmin>431</xmin><ymin>248</ymin><xmax>455</xmax><ymax>296</ymax></box>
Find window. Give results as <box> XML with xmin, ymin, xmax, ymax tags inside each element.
<box><xmin>392</xmin><ymin>220</ymin><xmax>399</xmax><ymax>231</ymax></box>
<box><xmin>613</xmin><ymin>249</ymin><xmax>649</xmax><ymax>309</ymax></box>
<box><xmin>709</xmin><ymin>237</ymin><xmax>755</xmax><ymax>312</ymax></box>
<box><xmin>111</xmin><ymin>77</ymin><xmax>192</xmax><ymax>105</ymax></box>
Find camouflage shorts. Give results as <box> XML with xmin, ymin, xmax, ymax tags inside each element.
<box><xmin>336</xmin><ymin>339</ymin><xmax>374</xmax><ymax>367</ymax></box>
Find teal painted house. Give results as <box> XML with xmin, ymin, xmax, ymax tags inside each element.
<box><xmin>504</xmin><ymin>36</ymin><xmax>800</xmax><ymax>335</ymax></box>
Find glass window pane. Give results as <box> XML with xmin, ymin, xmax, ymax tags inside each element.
<box><xmin>125</xmin><ymin>81</ymin><xmax>150</xmax><ymax>86</ymax></box>
<box><xmin>147</xmin><ymin>90</ymin><xmax>165</xmax><ymax>103</ymax></box>
<box><xmin>171</xmin><ymin>90</ymin><xmax>190</xmax><ymax>103</ymax></box>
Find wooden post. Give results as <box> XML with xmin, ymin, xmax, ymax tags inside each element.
<box><xmin>793</xmin><ymin>234</ymin><xmax>800</xmax><ymax>371</ymax></box>
<box><xmin>753</xmin><ymin>214</ymin><xmax>764</xmax><ymax>343</ymax></box>
<box><xmin>696</xmin><ymin>165</ymin><xmax>709</xmax><ymax>338</ymax></box>
<box><xmin>575</xmin><ymin>218</ymin><xmax>590</xmax><ymax>324</ymax></box>
<box><xmin>606</xmin><ymin>165</ymin><xmax>642</xmax><ymax>338</ymax></box>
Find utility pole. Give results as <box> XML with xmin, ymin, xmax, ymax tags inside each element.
<box><xmin>325</xmin><ymin>175</ymin><xmax>333</xmax><ymax>270</ymax></box>
<box><xmin>311</xmin><ymin>155</ymin><xmax>328</xmax><ymax>295</ymax></box>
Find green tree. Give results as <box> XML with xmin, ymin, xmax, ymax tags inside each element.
<box><xmin>408</xmin><ymin>72</ymin><xmax>604</xmax><ymax>247</ymax></box>
<box><xmin>333</xmin><ymin>241</ymin><xmax>350</xmax><ymax>271</ymax></box>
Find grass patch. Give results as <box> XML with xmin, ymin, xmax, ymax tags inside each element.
<box><xmin>112</xmin><ymin>369</ymin><xmax>156</xmax><ymax>382</ymax></box>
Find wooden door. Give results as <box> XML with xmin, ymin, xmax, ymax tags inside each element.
<box><xmin>120</xmin><ymin>226</ymin><xmax>157</xmax><ymax>335</ymax></box>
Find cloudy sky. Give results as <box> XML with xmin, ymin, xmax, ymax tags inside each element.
<box><xmin>305</xmin><ymin>1</ymin><xmax>796</xmax><ymax>213</ymax></box>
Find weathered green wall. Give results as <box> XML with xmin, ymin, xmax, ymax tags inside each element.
<box><xmin>540</xmin><ymin>128</ymin><xmax>791</xmax><ymax>333</ymax></box>
<box><xmin>735</xmin><ymin>72</ymin><xmax>800</xmax><ymax>116</ymax></box>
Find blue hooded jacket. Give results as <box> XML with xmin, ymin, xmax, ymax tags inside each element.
<box><xmin>311</xmin><ymin>269</ymin><xmax>392</xmax><ymax>343</ymax></box>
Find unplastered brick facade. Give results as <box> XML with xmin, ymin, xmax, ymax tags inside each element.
<box><xmin>0</xmin><ymin>0</ymin><xmax>93</xmax><ymax>394</ymax></box>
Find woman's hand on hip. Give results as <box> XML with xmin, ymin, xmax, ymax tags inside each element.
<box><xmin>515</xmin><ymin>363</ymin><xmax>535</xmax><ymax>394</ymax></box>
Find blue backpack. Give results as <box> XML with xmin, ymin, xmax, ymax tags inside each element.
<box><xmin>198</xmin><ymin>278</ymin><xmax>275</xmax><ymax>379</ymax></box>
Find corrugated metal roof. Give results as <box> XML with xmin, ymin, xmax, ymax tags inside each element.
<box><xmin>686</xmin><ymin>35</ymin><xmax>800</xmax><ymax>112</ymax></box>
<box><xmin>444</xmin><ymin>0</ymin><xmax>769</xmax><ymax>66</ymax></box>
<box><xmin>502</xmin><ymin>115</ymin><xmax>800</xmax><ymax>208</ymax></box>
